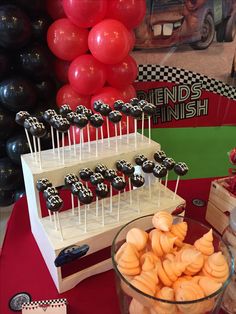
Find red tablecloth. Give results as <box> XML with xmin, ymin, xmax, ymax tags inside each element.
<box><xmin>0</xmin><ymin>178</ymin><xmax>225</xmax><ymax>314</ymax></box>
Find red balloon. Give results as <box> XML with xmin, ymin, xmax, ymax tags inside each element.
<box><xmin>56</xmin><ymin>84</ymin><xmax>91</xmax><ymax>111</ymax></box>
<box><xmin>68</xmin><ymin>54</ymin><xmax>106</xmax><ymax>95</ymax></box>
<box><xmin>47</xmin><ymin>18</ymin><xmax>89</xmax><ymax>61</ymax></box>
<box><xmin>119</xmin><ymin>84</ymin><xmax>136</xmax><ymax>103</ymax></box>
<box><xmin>91</xmin><ymin>86</ymin><xmax>123</xmax><ymax>108</ymax></box>
<box><xmin>128</xmin><ymin>29</ymin><xmax>136</xmax><ymax>51</ymax></box>
<box><xmin>53</xmin><ymin>59</ymin><xmax>70</xmax><ymax>83</ymax></box>
<box><xmin>106</xmin><ymin>55</ymin><xmax>138</xmax><ymax>89</ymax></box>
<box><xmin>62</xmin><ymin>0</ymin><xmax>107</xmax><ymax>28</ymax></box>
<box><xmin>46</xmin><ymin>0</ymin><xmax>65</xmax><ymax>20</ymax></box>
<box><xmin>106</xmin><ymin>0</ymin><xmax>146</xmax><ymax>29</ymax></box>
<box><xmin>88</xmin><ymin>19</ymin><xmax>130</xmax><ymax>65</ymax></box>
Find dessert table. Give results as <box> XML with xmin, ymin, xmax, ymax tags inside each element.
<box><xmin>0</xmin><ymin>177</ymin><xmax>226</xmax><ymax>314</ymax></box>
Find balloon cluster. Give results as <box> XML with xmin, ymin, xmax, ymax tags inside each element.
<box><xmin>0</xmin><ymin>1</ymin><xmax>57</xmax><ymax>206</ymax></box>
<box><xmin>47</xmin><ymin>0</ymin><xmax>146</xmax><ymax>114</ymax></box>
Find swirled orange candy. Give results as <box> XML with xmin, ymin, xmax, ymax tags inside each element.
<box><xmin>198</xmin><ymin>276</ymin><xmax>222</xmax><ymax>296</ymax></box>
<box><xmin>150</xmin><ymin>229</ymin><xmax>176</xmax><ymax>257</ymax></box>
<box><xmin>156</xmin><ymin>259</ymin><xmax>187</xmax><ymax>287</ymax></box>
<box><xmin>170</xmin><ymin>221</ymin><xmax>188</xmax><ymax>247</ymax></box>
<box><xmin>194</xmin><ymin>229</ymin><xmax>214</xmax><ymax>256</ymax></box>
<box><xmin>126</xmin><ymin>227</ymin><xmax>148</xmax><ymax>251</ymax></box>
<box><xmin>176</xmin><ymin>247</ymin><xmax>204</xmax><ymax>275</ymax></box>
<box><xmin>129</xmin><ymin>298</ymin><xmax>151</xmax><ymax>314</ymax></box>
<box><xmin>131</xmin><ymin>269</ymin><xmax>158</xmax><ymax>297</ymax></box>
<box><xmin>140</xmin><ymin>252</ymin><xmax>160</xmax><ymax>272</ymax></box>
<box><xmin>172</xmin><ymin>275</ymin><xmax>193</xmax><ymax>290</ymax></box>
<box><xmin>117</xmin><ymin>243</ymin><xmax>141</xmax><ymax>276</ymax></box>
<box><xmin>152</xmin><ymin>211</ymin><xmax>173</xmax><ymax>231</ymax></box>
<box><xmin>202</xmin><ymin>251</ymin><xmax>229</xmax><ymax>283</ymax></box>
<box><xmin>175</xmin><ymin>281</ymin><xmax>205</xmax><ymax>314</ymax></box>
<box><xmin>150</xmin><ymin>287</ymin><xmax>177</xmax><ymax>314</ymax></box>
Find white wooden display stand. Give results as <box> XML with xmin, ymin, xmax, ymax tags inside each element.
<box><xmin>21</xmin><ymin>133</ymin><xmax>186</xmax><ymax>293</ymax></box>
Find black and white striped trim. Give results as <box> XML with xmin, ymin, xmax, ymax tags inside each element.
<box><xmin>137</xmin><ymin>64</ymin><xmax>236</xmax><ymax>100</ymax></box>
<box><xmin>22</xmin><ymin>298</ymin><xmax>67</xmax><ymax>310</ymax></box>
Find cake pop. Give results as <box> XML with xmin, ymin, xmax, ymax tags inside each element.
<box><xmin>130</xmin><ymin>105</ymin><xmax>143</xmax><ymax>148</ymax></box>
<box><xmin>15</xmin><ymin>111</ymin><xmax>33</xmax><ymax>156</ymax></box>
<box><xmin>142</xmin><ymin>160</ymin><xmax>155</xmax><ymax>199</ymax></box>
<box><xmin>114</xmin><ymin>100</ymin><xmax>124</xmax><ymax>111</ymax></box>
<box><xmin>59</xmin><ymin>104</ymin><xmax>72</xmax><ymax>117</ymax></box>
<box><xmin>90</xmin><ymin>173</ymin><xmax>104</xmax><ymax>186</ymax></box>
<box><xmin>108</xmin><ymin>110</ymin><xmax>122</xmax><ymax>151</ymax></box>
<box><xmin>76</xmin><ymin>105</ymin><xmax>86</xmax><ymax>114</ymax></box>
<box><xmin>93</xmin><ymin>100</ymin><xmax>103</xmax><ymax>113</ymax></box>
<box><xmin>143</xmin><ymin>103</ymin><xmax>155</xmax><ymax>143</ymax></box>
<box><xmin>154</xmin><ymin>150</ymin><xmax>166</xmax><ymax>163</ymax></box>
<box><xmin>79</xmin><ymin>168</ymin><xmax>93</xmax><ymax>188</ymax></box>
<box><xmin>43</xmin><ymin>109</ymin><xmax>57</xmax><ymax>153</ymax></box>
<box><xmin>173</xmin><ymin>162</ymin><xmax>189</xmax><ymax>199</ymax></box>
<box><xmin>74</xmin><ymin>114</ymin><xmax>88</xmax><ymax>160</ymax></box>
<box><xmin>95</xmin><ymin>182</ymin><xmax>109</xmax><ymax>226</ymax></box>
<box><xmin>95</xmin><ymin>164</ymin><xmax>108</xmax><ymax>176</ymax></box>
<box><xmin>104</xmin><ymin>168</ymin><xmax>117</xmax><ymax>213</ymax></box>
<box><xmin>121</xmin><ymin>103</ymin><xmax>132</xmax><ymax>142</ymax></box>
<box><xmin>36</xmin><ymin>178</ymin><xmax>52</xmax><ymax>192</ymax></box>
<box><xmin>78</xmin><ymin>187</ymin><xmax>94</xmax><ymax>233</ymax></box>
<box><xmin>46</xmin><ymin>194</ymin><xmax>64</xmax><ymax>239</ymax></box>
<box><xmin>116</xmin><ymin>159</ymin><xmax>127</xmax><ymax>173</ymax></box>
<box><xmin>90</xmin><ymin>113</ymin><xmax>104</xmax><ymax>156</ymax></box>
<box><xmin>112</xmin><ymin>176</ymin><xmax>126</xmax><ymax>221</ymax></box>
<box><xmin>134</xmin><ymin>154</ymin><xmax>148</xmax><ymax>166</ymax></box>
<box><xmin>131</xmin><ymin>174</ymin><xmax>145</xmax><ymax>213</ymax></box>
<box><xmin>43</xmin><ymin>186</ymin><xmax>58</xmax><ymax>199</ymax></box>
<box><xmin>162</xmin><ymin>157</ymin><xmax>176</xmax><ymax>189</ymax></box>
<box><xmin>64</xmin><ymin>173</ymin><xmax>79</xmax><ymax>215</ymax></box>
<box><xmin>130</xmin><ymin>98</ymin><xmax>139</xmax><ymax>106</ymax></box>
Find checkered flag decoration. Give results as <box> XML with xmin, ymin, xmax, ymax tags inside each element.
<box><xmin>22</xmin><ymin>298</ymin><xmax>67</xmax><ymax>311</ymax></box>
<box><xmin>137</xmin><ymin>64</ymin><xmax>236</xmax><ymax>100</ymax></box>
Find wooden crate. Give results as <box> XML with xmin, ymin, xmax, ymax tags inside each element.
<box><xmin>206</xmin><ymin>177</ymin><xmax>236</xmax><ymax>234</ymax></box>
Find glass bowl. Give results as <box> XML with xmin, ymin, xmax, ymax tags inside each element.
<box><xmin>111</xmin><ymin>214</ymin><xmax>234</xmax><ymax>314</ymax></box>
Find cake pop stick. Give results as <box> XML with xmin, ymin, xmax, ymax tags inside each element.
<box><xmin>138</xmin><ymin>100</ymin><xmax>147</xmax><ymax>137</ymax></box>
<box><xmin>71</xmin><ymin>181</ymin><xmax>85</xmax><ymax>223</ymax></box>
<box><xmin>67</xmin><ymin>112</ymin><xmax>78</xmax><ymax>155</ymax></box>
<box><xmin>153</xmin><ymin>164</ymin><xmax>168</xmax><ymax>207</ymax></box>
<box><xmin>104</xmin><ymin>169</ymin><xmax>117</xmax><ymax>213</ymax></box>
<box><xmin>46</xmin><ymin>195</ymin><xmax>64</xmax><ymax>240</ymax></box>
<box><xmin>29</xmin><ymin>122</ymin><xmax>46</xmax><ymax>167</ymax></box>
<box><xmin>154</xmin><ymin>150</ymin><xmax>167</xmax><ymax>164</ymax></box>
<box><xmin>54</xmin><ymin>118</ymin><xmax>70</xmax><ymax>164</ymax></box>
<box><xmin>121</xmin><ymin>103</ymin><xmax>132</xmax><ymax>143</ymax></box>
<box><xmin>83</xmin><ymin>108</ymin><xmax>93</xmax><ymax>152</ymax></box>
<box><xmin>74</xmin><ymin>114</ymin><xmax>88</xmax><ymax>160</ymax></box>
<box><xmin>112</xmin><ymin>176</ymin><xmax>126</xmax><ymax>222</ymax></box>
<box><xmin>90</xmin><ymin>113</ymin><xmax>104</xmax><ymax>156</ymax></box>
<box><xmin>173</xmin><ymin>162</ymin><xmax>189</xmax><ymax>200</ymax></box>
<box><xmin>36</xmin><ymin>178</ymin><xmax>52</xmax><ymax>221</ymax></box>
<box><xmin>142</xmin><ymin>160</ymin><xmax>155</xmax><ymax>199</ymax></box>
<box><xmin>43</xmin><ymin>109</ymin><xmax>57</xmax><ymax>153</ymax></box>
<box><xmin>15</xmin><ymin>111</ymin><xmax>34</xmax><ymax>157</ymax></box>
<box><xmin>95</xmin><ymin>183</ymin><xmax>109</xmax><ymax>226</ymax></box>
<box><xmin>122</xmin><ymin>162</ymin><xmax>135</xmax><ymax>204</ymax></box>
<box><xmin>65</xmin><ymin>173</ymin><xmax>79</xmax><ymax>215</ymax></box>
<box><xmin>78</xmin><ymin>188</ymin><xmax>93</xmax><ymax>233</ymax></box>
<box><xmin>90</xmin><ymin>173</ymin><xmax>104</xmax><ymax>216</ymax></box>
<box><xmin>108</xmin><ymin>110</ymin><xmax>122</xmax><ymax>152</ymax></box>
<box><xmin>100</xmin><ymin>104</ymin><xmax>112</xmax><ymax>146</ymax></box>
<box><xmin>162</xmin><ymin>157</ymin><xmax>176</xmax><ymax>189</ymax></box>
<box><xmin>131</xmin><ymin>174</ymin><xmax>145</xmax><ymax>213</ymax></box>
<box><xmin>143</xmin><ymin>103</ymin><xmax>155</xmax><ymax>143</ymax></box>
<box><xmin>49</xmin><ymin>115</ymin><xmax>61</xmax><ymax>160</ymax></box>
<box><xmin>130</xmin><ymin>106</ymin><xmax>143</xmax><ymax>149</ymax></box>
<box><xmin>24</xmin><ymin>117</ymin><xmax>38</xmax><ymax>159</ymax></box>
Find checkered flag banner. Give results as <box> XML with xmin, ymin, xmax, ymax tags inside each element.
<box><xmin>137</xmin><ymin>64</ymin><xmax>236</xmax><ymax>100</ymax></box>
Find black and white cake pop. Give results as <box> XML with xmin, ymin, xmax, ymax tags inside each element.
<box><xmin>108</xmin><ymin>110</ymin><xmax>122</xmax><ymax>123</ymax></box>
<box><xmin>90</xmin><ymin>173</ymin><xmax>104</xmax><ymax>186</ymax></box>
<box><xmin>174</xmin><ymin>162</ymin><xmax>189</xmax><ymax>176</ymax></box>
<box><xmin>15</xmin><ymin>111</ymin><xmax>30</xmax><ymax>126</ymax></box>
<box><xmin>153</xmin><ymin>164</ymin><xmax>168</xmax><ymax>179</ymax></box>
<box><xmin>104</xmin><ymin>169</ymin><xmax>117</xmax><ymax>181</ymax></box>
<box><xmin>112</xmin><ymin>176</ymin><xmax>126</xmax><ymax>190</ymax></box>
<box><xmin>121</xmin><ymin>103</ymin><xmax>132</xmax><ymax>116</ymax></box>
<box><xmin>36</xmin><ymin>178</ymin><xmax>52</xmax><ymax>192</ymax></box>
<box><xmin>43</xmin><ymin>186</ymin><xmax>58</xmax><ymax>199</ymax></box>
<box><xmin>66</xmin><ymin>112</ymin><xmax>78</xmax><ymax>124</ymax></box>
<box><xmin>130</xmin><ymin>98</ymin><xmax>139</xmax><ymax>106</ymax></box>
<box><xmin>122</xmin><ymin>162</ymin><xmax>135</xmax><ymax>177</ymax></box>
<box><xmin>100</xmin><ymin>104</ymin><xmax>112</xmax><ymax>116</ymax></box>
<box><xmin>130</xmin><ymin>105</ymin><xmax>142</xmax><ymax>119</ymax></box>
<box><xmin>79</xmin><ymin>168</ymin><xmax>93</xmax><ymax>182</ymax></box>
<box><xmin>114</xmin><ymin>100</ymin><xmax>124</xmax><ymax>111</ymax></box>
<box><xmin>46</xmin><ymin>194</ymin><xmax>63</xmax><ymax>212</ymax></box>
<box><xmin>131</xmin><ymin>174</ymin><xmax>145</xmax><ymax>188</ymax></box>
<box><xmin>78</xmin><ymin>188</ymin><xmax>93</xmax><ymax>204</ymax></box>
<box><xmin>54</xmin><ymin>118</ymin><xmax>70</xmax><ymax>133</ymax></box>
<box><xmin>24</xmin><ymin>116</ymin><xmax>38</xmax><ymax>129</ymax></box>
<box><xmin>29</xmin><ymin>122</ymin><xmax>46</xmax><ymax>138</ymax></box>
<box><xmin>76</xmin><ymin>105</ymin><xmax>86</xmax><ymax>114</ymax></box>
<box><xmin>95</xmin><ymin>183</ymin><xmax>109</xmax><ymax>198</ymax></box>
<box><xmin>83</xmin><ymin>108</ymin><xmax>93</xmax><ymax>119</ymax></box>
<box><xmin>143</xmin><ymin>103</ymin><xmax>156</xmax><ymax>116</ymax></box>
<box><xmin>142</xmin><ymin>160</ymin><xmax>155</xmax><ymax>173</ymax></box>
<box><xmin>95</xmin><ymin>164</ymin><xmax>108</xmax><ymax>176</ymax></box>
<box><xmin>93</xmin><ymin>100</ymin><xmax>103</xmax><ymax>112</ymax></box>
<box><xmin>59</xmin><ymin>104</ymin><xmax>72</xmax><ymax>117</ymax></box>
<box><xmin>43</xmin><ymin>109</ymin><xmax>57</xmax><ymax>123</ymax></box>
<box><xmin>116</xmin><ymin>159</ymin><xmax>127</xmax><ymax>172</ymax></box>
<box><xmin>162</xmin><ymin>157</ymin><xmax>175</xmax><ymax>170</ymax></box>
<box><xmin>65</xmin><ymin>173</ymin><xmax>79</xmax><ymax>188</ymax></box>
<box><xmin>74</xmin><ymin>114</ymin><xmax>88</xmax><ymax>129</ymax></box>
<box><xmin>138</xmin><ymin>99</ymin><xmax>147</xmax><ymax>108</ymax></box>
<box><xmin>135</xmin><ymin>154</ymin><xmax>148</xmax><ymax>166</ymax></box>
<box><xmin>71</xmin><ymin>181</ymin><xmax>85</xmax><ymax>195</ymax></box>
<box><xmin>154</xmin><ymin>150</ymin><xmax>166</xmax><ymax>163</ymax></box>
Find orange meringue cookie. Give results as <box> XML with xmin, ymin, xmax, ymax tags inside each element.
<box><xmin>152</xmin><ymin>211</ymin><xmax>173</xmax><ymax>231</ymax></box>
<box><xmin>194</xmin><ymin>229</ymin><xmax>214</xmax><ymax>256</ymax></box>
<box><xmin>170</xmin><ymin>221</ymin><xmax>188</xmax><ymax>247</ymax></box>
<box><xmin>202</xmin><ymin>251</ymin><xmax>229</xmax><ymax>283</ymax></box>
<box><xmin>129</xmin><ymin>298</ymin><xmax>151</xmax><ymax>314</ymax></box>
<box><xmin>131</xmin><ymin>269</ymin><xmax>158</xmax><ymax>297</ymax></box>
<box><xmin>150</xmin><ymin>287</ymin><xmax>177</xmax><ymax>314</ymax></box>
<box><xmin>150</xmin><ymin>229</ymin><xmax>176</xmax><ymax>257</ymax></box>
<box><xmin>156</xmin><ymin>259</ymin><xmax>187</xmax><ymax>287</ymax></box>
<box><xmin>140</xmin><ymin>252</ymin><xmax>160</xmax><ymax>272</ymax></box>
<box><xmin>117</xmin><ymin>243</ymin><xmax>141</xmax><ymax>276</ymax></box>
<box><xmin>198</xmin><ymin>276</ymin><xmax>222</xmax><ymax>296</ymax></box>
<box><xmin>176</xmin><ymin>247</ymin><xmax>204</xmax><ymax>275</ymax></box>
<box><xmin>175</xmin><ymin>281</ymin><xmax>205</xmax><ymax>314</ymax></box>
<box><xmin>172</xmin><ymin>275</ymin><xmax>193</xmax><ymax>290</ymax></box>
<box><xmin>126</xmin><ymin>227</ymin><xmax>148</xmax><ymax>251</ymax></box>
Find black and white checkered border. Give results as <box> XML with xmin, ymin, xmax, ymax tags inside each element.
<box><xmin>22</xmin><ymin>298</ymin><xmax>67</xmax><ymax>309</ymax></box>
<box><xmin>137</xmin><ymin>64</ymin><xmax>236</xmax><ymax>100</ymax></box>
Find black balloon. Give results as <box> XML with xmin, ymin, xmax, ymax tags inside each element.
<box><xmin>31</xmin><ymin>15</ymin><xmax>51</xmax><ymax>41</ymax></box>
<box><xmin>35</xmin><ymin>78</ymin><xmax>56</xmax><ymax>100</ymax></box>
<box><xmin>0</xmin><ymin>76</ymin><xmax>37</xmax><ymax>112</ymax></box>
<box><xmin>15</xmin><ymin>44</ymin><xmax>53</xmax><ymax>79</ymax></box>
<box><xmin>15</xmin><ymin>0</ymin><xmax>45</xmax><ymax>16</ymax></box>
<box><xmin>6</xmin><ymin>133</ymin><xmax>30</xmax><ymax>165</ymax></box>
<box><xmin>14</xmin><ymin>188</ymin><xmax>25</xmax><ymax>202</ymax></box>
<box><xmin>0</xmin><ymin>139</ymin><xmax>6</xmax><ymax>157</ymax></box>
<box><xmin>0</xmin><ymin>188</ymin><xmax>14</xmax><ymax>206</ymax></box>
<box><xmin>0</xmin><ymin>51</ymin><xmax>10</xmax><ymax>79</ymax></box>
<box><xmin>0</xmin><ymin>5</ymin><xmax>31</xmax><ymax>49</ymax></box>
<box><xmin>0</xmin><ymin>157</ymin><xmax>22</xmax><ymax>190</ymax></box>
<box><xmin>0</xmin><ymin>107</ymin><xmax>17</xmax><ymax>140</ymax></box>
